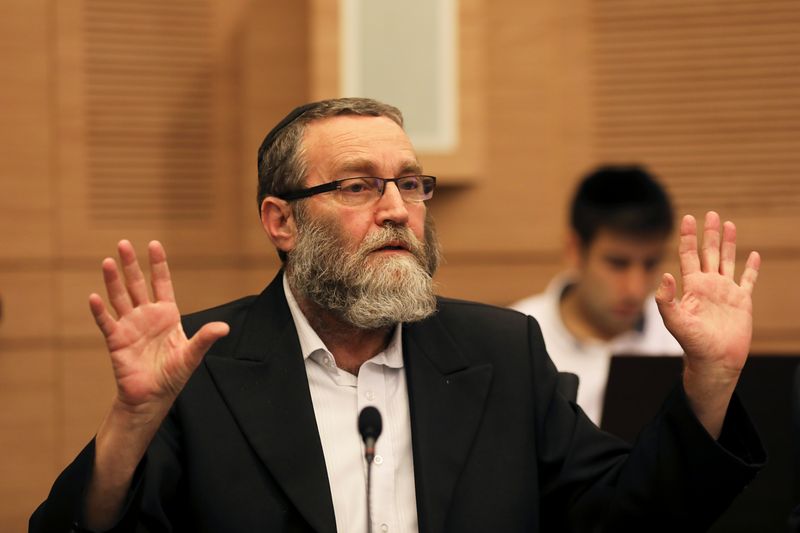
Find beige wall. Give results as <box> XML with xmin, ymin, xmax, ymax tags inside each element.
<box><xmin>2</xmin><ymin>0</ymin><xmax>800</xmax><ymax>528</ymax></box>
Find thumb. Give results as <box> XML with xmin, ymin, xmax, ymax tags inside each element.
<box><xmin>655</xmin><ymin>273</ymin><xmax>678</xmax><ymax>324</ymax></box>
<box><xmin>186</xmin><ymin>321</ymin><xmax>230</xmax><ymax>364</ymax></box>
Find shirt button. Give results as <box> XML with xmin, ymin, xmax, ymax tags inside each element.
<box><xmin>380</xmin><ymin>523</ymin><xmax>389</xmax><ymax>532</ymax></box>
<box><xmin>365</xmin><ymin>390</ymin><xmax>375</xmax><ymax>401</ymax></box>
<box><xmin>374</xmin><ymin>454</ymin><xmax>383</xmax><ymax>465</ymax></box>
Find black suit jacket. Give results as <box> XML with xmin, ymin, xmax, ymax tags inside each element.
<box><xmin>31</xmin><ymin>273</ymin><xmax>765</xmax><ymax>532</ymax></box>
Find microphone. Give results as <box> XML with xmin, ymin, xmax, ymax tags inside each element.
<box><xmin>358</xmin><ymin>406</ymin><xmax>382</xmax><ymax>533</ymax></box>
<box><xmin>358</xmin><ymin>406</ymin><xmax>383</xmax><ymax>464</ymax></box>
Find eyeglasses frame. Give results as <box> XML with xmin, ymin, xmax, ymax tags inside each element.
<box><xmin>276</xmin><ymin>175</ymin><xmax>437</xmax><ymax>204</ymax></box>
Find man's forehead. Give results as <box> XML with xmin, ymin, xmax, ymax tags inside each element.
<box><xmin>334</xmin><ymin>156</ymin><xmax>422</xmax><ymax>175</ymax></box>
<box><xmin>590</xmin><ymin>229</ymin><xmax>669</xmax><ymax>255</ymax></box>
<box><xmin>304</xmin><ymin>114</ymin><xmax>407</xmax><ymax>141</ymax></box>
<box><xmin>302</xmin><ymin>115</ymin><xmax>420</xmax><ymax>174</ymax></box>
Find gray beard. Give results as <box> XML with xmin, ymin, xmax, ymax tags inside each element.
<box><xmin>285</xmin><ymin>210</ymin><xmax>441</xmax><ymax>330</ymax></box>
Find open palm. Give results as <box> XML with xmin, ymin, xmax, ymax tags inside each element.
<box><xmin>89</xmin><ymin>240</ymin><xmax>229</xmax><ymax>412</ymax></box>
<box><xmin>656</xmin><ymin>212</ymin><xmax>760</xmax><ymax>372</ymax></box>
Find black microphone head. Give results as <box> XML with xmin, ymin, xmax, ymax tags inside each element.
<box><xmin>358</xmin><ymin>406</ymin><xmax>383</xmax><ymax>442</ymax></box>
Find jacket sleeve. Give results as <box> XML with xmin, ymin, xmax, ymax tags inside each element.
<box><xmin>29</xmin><ymin>409</ymin><xmax>184</xmax><ymax>533</ymax></box>
<box><xmin>528</xmin><ymin>316</ymin><xmax>766</xmax><ymax>532</ymax></box>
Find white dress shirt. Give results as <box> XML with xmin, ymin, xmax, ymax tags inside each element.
<box><xmin>510</xmin><ymin>273</ymin><xmax>683</xmax><ymax>425</ymax></box>
<box><xmin>283</xmin><ymin>275</ymin><xmax>419</xmax><ymax>533</ymax></box>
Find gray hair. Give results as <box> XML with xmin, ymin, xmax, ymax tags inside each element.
<box><xmin>256</xmin><ymin>97</ymin><xmax>404</xmax><ymax>211</ymax></box>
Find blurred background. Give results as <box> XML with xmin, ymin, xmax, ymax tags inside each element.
<box><xmin>2</xmin><ymin>0</ymin><xmax>799</xmax><ymax>529</ymax></box>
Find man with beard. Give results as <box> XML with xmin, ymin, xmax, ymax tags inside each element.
<box><xmin>32</xmin><ymin>98</ymin><xmax>765</xmax><ymax>533</ymax></box>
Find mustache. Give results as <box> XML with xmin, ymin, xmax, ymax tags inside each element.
<box><xmin>357</xmin><ymin>224</ymin><xmax>427</xmax><ymax>263</ymax></box>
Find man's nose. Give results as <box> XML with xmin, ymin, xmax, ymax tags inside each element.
<box><xmin>623</xmin><ymin>267</ymin><xmax>650</xmax><ymax>300</ymax></box>
<box><xmin>375</xmin><ymin>182</ymin><xmax>410</xmax><ymax>226</ymax></box>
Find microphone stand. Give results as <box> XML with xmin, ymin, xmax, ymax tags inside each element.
<box><xmin>366</xmin><ymin>449</ymin><xmax>375</xmax><ymax>533</ymax></box>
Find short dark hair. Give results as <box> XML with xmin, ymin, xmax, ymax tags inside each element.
<box><xmin>570</xmin><ymin>165</ymin><xmax>674</xmax><ymax>246</ymax></box>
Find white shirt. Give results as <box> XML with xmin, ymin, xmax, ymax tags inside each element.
<box><xmin>510</xmin><ymin>274</ymin><xmax>683</xmax><ymax>425</ymax></box>
<box><xmin>283</xmin><ymin>275</ymin><xmax>419</xmax><ymax>533</ymax></box>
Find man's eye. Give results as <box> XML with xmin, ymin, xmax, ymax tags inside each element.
<box><xmin>399</xmin><ymin>178</ymin><xmax>420</xmax><ymax>191</ymax></box>
<box><xmin>644</xmin><ymin>259</ymin><xmax>660</xmax><ymax>272</ymax></box>
<box><xmin>340</xmin><ymin>180</ymin><xmax>372</xmax><ymax>194</ymax></box>
<box><xmin>606</xmin><ymin>258</ymin><xmax>630</xmax><ymax>270</ymax></box>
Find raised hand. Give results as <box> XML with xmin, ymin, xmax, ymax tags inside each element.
<box><xmin>655</xmin><ymin>211</ymin><xmax>760</xmax><ymax>437</ymax></box>
<box><xmin>85</xmin><ymin>240</ymin><xmax>229</xmax><ymax>529</ymax></box>
<box><xmin>89</xmin><ymin>240</ymin><xmax>229</xmax><ymax>412</ymax></box>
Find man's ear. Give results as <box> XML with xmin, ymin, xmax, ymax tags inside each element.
<box><xmin>261</xmin><ymin>197</ymin><xmax>297</xmax><ymax>254</ymax></box>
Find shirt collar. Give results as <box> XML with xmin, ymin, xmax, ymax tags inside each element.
<box><xmin>282</xmin><ymin>273</ymin><xmax>404</xmax><ymax>369</ymax></box>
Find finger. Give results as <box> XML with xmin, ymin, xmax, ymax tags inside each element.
<box><xmin>102</xmin><ymin>257</ymin><xmax>133</xmax><ymax>317</ymax></box>
<box><xmin>149</xmin><ymin>241</ymin><xmax>176</xmax><ymax>303</ymax></box>
<box><xmin>654</xmin><ymin>273</ymin><xmax>678</xmax><ymax>331</ymax></box>
<box><xmin>118</xmin><ymin>240</ymin><xmax>150</xmax><ymax>307</ymax></box>
<box><xmin>89</xmin><ymin>293</ymin><xmax>117</xmax><ymax>338</ymax></box>
<box><xmin>739</xmin><ymin>251</ymin><xmax>761</xmax><ymax>295</ymax></box>
<box><xmin>185</xmin><ymin>322</ymin><xmax>230</xmax><ymax>367</ymax></box>
<box><xmin>700</xmin><ymin>211</ymin><xmax>721</xmax><ymax>273</ymax></box>
<box><xmin>678</xmin><ymin>214</ymin><xmax>701</xmax><ymax>277</ymax></box>
<box><xmin>655</xmin><ymin>272</ymin><xmax>677</xmax><ymax>307</ymax></box>
<box><xmin>720</xmin><ymin>221</ymin><xmax>737</xmax><ymax>279</ymax></box>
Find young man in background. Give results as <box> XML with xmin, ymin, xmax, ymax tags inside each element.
<box><xmin>511</xmin><ymin>166</ymin><xmax>683</xmax><ymax>424</ymax></box>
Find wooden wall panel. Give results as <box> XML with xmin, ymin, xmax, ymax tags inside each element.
<box><xmin>55</xmin><ymin>0</ymin><xmax>239</xmax><ymax>259</ymax></box>
<box><xmin>61</xmin><ymin>344</ymin><xmax>115</xmax><ymax>463</ymax></box>
<box><xmin>83</xmin><ymin>1</ymin><xmax>216</xmax><ymax>223</ymax></box>
<box><xmin>751</xmin><ymin>255</ymin><xmax>800</xmax><ymax>352</ymax></box>
<box><xmin>56</xmin><ymin>269</ymin><xmax>104</xmax><ymax>340</ymax></box>
<box><xmin>0</xmin><ymin>347</ymin><xmax>58</xmax><ymax>531</ymax></box>
<box><xmin>436</xmin><ymin>254</ymin><xmax>562</xmax><ymax>306</ymax></box>
<box><xmin>235</xmin><ymin>0</ymin><xmax>311</xmax><ymax>258</ymax></box>
<box><xmin>0</xmin><ymin>0</ymin><xmax>58</xmax><ymax>529</ymax></box>
<box><xmin>438</xmin><ymin>0</ymin><xmax>593</xmax><ymax>256</ymax></box>
<box><xmin>590</xmin><ymin>0</ymin><xmax>800</xmax><ymax>248</ymax></box>
<box><xmin>416</xmin><ymin>0</ymin><xmax>488</xmax><ymax>183</ymax></box>
<box><xmin>0</xmin><ymin>0</ymin><xmax>53</xmax><ymax>261</ymax></box>
<box><xmin>0</xmin><ymin>271</ymin><xmax>56</xmax><ymax>341</ymax></box>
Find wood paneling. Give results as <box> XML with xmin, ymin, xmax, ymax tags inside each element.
<box><xmin>61</xmin><ymin>344</ymin><xmax>114</xmax><ymax>463</ymax></box>
<box><xmin>56</xmin><ymin>0</ymin><xmax>239</xmax><ymax>259</ymax></box>
<box><xmin>751</xmin><ymin>255</ymin><xmax>800</xmax><ymax>352</ymax></box>
<box><xmin>0</xmin><ymin>271</ymin><xmax>56</xmax><ymax>342</ymax></box>
<box><xmin>0</xmin><ymin>347</ymin><xmax>58</xmax><ymax>531</ymax></box>
<box><xmin>462</xmin><ymin>0</ymin><xmax>593</xmax><ymax>254</ymax></box>
<box><xmin>436</xmin><ymin>254</ymin><xmax>563</xmax><ymax>306</ymax></box>
<box><xmin>0</xmin><ymin>1</ymin><xmax>57</xmax><ymax>527</ymax></box>
<box><xmin>591</xmin><ymin>0</ymin><xmax>800</xmax><ymax>232</ymax></box>
<box><xmin>0</xmin><ymin>0</ymin><xmax>53</xmax><ymax>260</ymax></box>
<box><xmin>233</xmin><ymin>0</ymin><xmax>311</xmax><ymax>257</ymax></box>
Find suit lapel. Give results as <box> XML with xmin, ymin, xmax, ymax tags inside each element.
<box><xmin>404</xmin><ymin>312</ymin><xmax>493</xmax><ymax>533</ymax></box>
<box><xmin>205</xmin><ymin>274</ymin><xmax>337</xmax><ymax>533</ymax></box>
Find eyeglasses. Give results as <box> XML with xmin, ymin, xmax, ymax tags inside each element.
<box><xmin>277</xmin><ymin>175</ymin><xmax>437</xmax><ymax>206</ymax></box>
